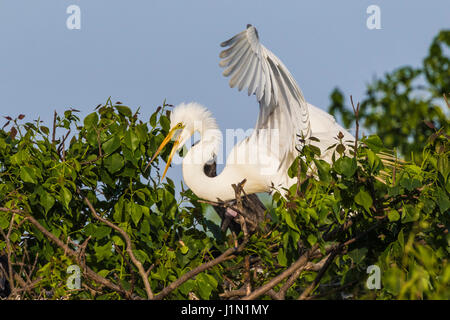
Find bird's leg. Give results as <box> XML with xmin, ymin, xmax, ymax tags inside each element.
<box><xmin>221</xmin><ymin>201</ymin><xmax>240</xmax><ymax>232</ymax></box>
<box><xmin>220</xmin><ymin>214</ymin><xmax>233</xmax><ymax>233</ymax></box>
<box><xmin>231</xmin><ymin>180</ymin><xmax>249</xmax><ymax>233</ymax></box>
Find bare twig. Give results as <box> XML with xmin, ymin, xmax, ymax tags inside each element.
<box><xmin>219</xmin><ymin>287</ymin><xmax>248</xmax><ymax>298</ymax></box>
<box><xmin>154</xmin><ymin>244</ymin><xmax>245</xmax><ymax>300</ymax></box>
<box><xmin>298</xmin><ymin>251</ymin><xmax>338</xmax><ymax>300</ymax></box>
<box><xmin>79</xmin><ymin>154</ymin><xmax>105</xmax><ymax>166</ymax></box>
<box><xmin>13</xmin><ymin>274</ymin><xmax>43</xmax><ymax>296</ymax></box>
<box><xmin>350</xmin><ymin>95</ymin><xmax>360</xmax><ymax>157</ymax></box>
<box><xmin>56</xmin><ymin>129</ymin><xmax>71</xmax><ymax>160</ymax></box>
<box><xmin>52</xmin><ymin>110</ymin><xmax>57</xmax><ymax>145</ymax></box>
<box><xmin>241</xmin><ymin>244</ymin><xmax>319</xmax><ymax>300</ymax></box>
<box><xmin>273</xmin><ymin>254</ymin><xmax>330</xmax><ymax>300</ymax></box>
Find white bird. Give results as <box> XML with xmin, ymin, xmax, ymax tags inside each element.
<box><xmin>148</xmin><ymin>25</ymin><xmax>354</xmax><ymax>202</ymax></box>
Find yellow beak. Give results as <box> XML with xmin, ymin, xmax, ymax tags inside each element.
<box><xmin>145</xmin><ymin>126</ymin><xmax>181</xmax><ymax>180</ymax></box>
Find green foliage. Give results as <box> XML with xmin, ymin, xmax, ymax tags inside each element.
<box><xmin>258</xmin><ymin>120</ymin><xmax>448</xmax><ymax>300</ymax></box>
<box><xmin>0</xmin><ymin>96</ymin><xmax>448</xmax><ymax>300</ymax></box>
<box><xmin>0</xmin><ymin>30</ymin><xmax>448</xmax><ymax>300</ymax></box>
<box><xmin>0</xmin><ymin>98</ymin><xmax>226</xmax><ymax>299</ymax></box>
<box><xmin>329</xmin><ymin>30</ymin><xmax>449</xmax><ymax>162</ymax></box>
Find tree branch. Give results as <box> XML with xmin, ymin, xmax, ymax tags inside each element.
<box><xmin>52</xmin><ymin>110</ymin><xmax>57</xmax><ymax>145</ymax></box>
<box><xmin>76</xmin><ymin>189</ymin><xmax>154</xmax><ymax>299</ymax></box>
<box><xmin>272</xmin><ymin>254</ymin><xmax>330</xmax><ymax>300</ymax></box>
<box><xmin>298</xmin><ymin>251</ymin><xmax>338</xmax><ymax>300</ymax></box>
<box><xmin>0</xmin><ymin>207</ymin><xmax>136</xmax><ymax>299</ymax></box>
<box><xmin>241</xmin><ymin>244</ymin><xmax>319</xmax><ymax>300</ymax></box>
<box><xmin>154</xmin><ymin>242</ymin><xmax>246</xmax><ymax>300</ymax></box>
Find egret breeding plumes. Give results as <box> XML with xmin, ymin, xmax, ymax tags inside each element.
<box><xmin>148</xmin><ymin>25</ymin><xmax>354</xmax><ymax>202</ymax></box>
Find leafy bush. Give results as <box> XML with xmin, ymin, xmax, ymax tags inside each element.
<box><xmin>329</xmin><ymin>30</ymin><xmax>449</xmax><ymax>162</ymax></box>
<box><xmin>0</xmin><ymin>94</ymin><xmax>448</xmax><ymax>300</ymax></box>
<box><xmin>1</xmin><ymin>30</ymin><xmax>449</xmax><ymax>300</ymax></box>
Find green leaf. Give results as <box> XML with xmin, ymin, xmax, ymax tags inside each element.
<box><xmin>277</xmin><ymin>248</ymin><xmax>287</xmax><ymax>266</ymax></box>
<box><xmin>366</xmin><ymin>149</ymin><xmax>381</xmax><ymax>172</ymax></box>
<box><xmin>104</xmin><ymin>153</ymin><xmax>124</xmax><ymax>174</ymax></box>
<box><xmin>93</xmin><ymin>226</ymin><xmax>112</xmax><ymax>240</ymax></box>
<box><xmin>179</xmin><ymin>244</ymin><xmax>189</xmax><ymax>255</ymax></box>
<box><xmin>0</xmin><ymin>215</ymin><xmax>9</xmax><ymax>229</ymax></box>
<box><xmin>397</xmin><ymin>229</ymin><xmax>405</xmax><ymax>249</ymax></box>
<box><xmin>436</xmin><ymin>189</ymin><xmax>450</xmax><ymax>213</ymax></box>
<box><xmin>124</xmin><ymin>129</ymin><xmax>139</xmax><ymax>152</ymax></box>
<box><xmin>363</xmin><ymin>135</ymin><xmax>384</xmax><ymax>152</ymax></box>
<box><xmin>334</xmin><ymin>157</ymin><xmax>357</xmax><ymax>178</ymax></box>
<box><xmin>306</xmin><ymin>207</ymin><xmax>318</xmax><ymax>221</ymax></box>
<box><xmin>307</xmin><ymin>234</ymin><xmax>317</xmax><ymax>246</ymax></box>
<box><xmin>354</xmin><ymin>189</ymin><xmax>373</xmax><ymax>213</ymax></box>
<box><xmin>388</xmin><ymin>185</ymin><xmax>401</xmax><ymax>197</ymax></box>
<box><xmin>300</xmin><ymin>208</ymin><xmax>311</xmax><ymax>224</ymax></box>
<box><xmin>160</xmin><ymin>116</ymin><xmax>170</xmax><ymax>133</ymax></box>
<box><xmin>131</xmin><ymin>203</ymin><xmax>143</xmax><ymax>226</ymax></box>
<box><xmin>400</xmin><ymin>177</ymin><xmax>421</xmax><ymax>191</ymax></box>
<box><xmin>40</xmin><ymin>190</ymin><xmax>55</xmax><ymax>213</ymax></box>
<box><xmin>178</xmin><ymin>279</ymin><xmax>195</xmax><ymax>296</ymax></box>
<box><xmin>283</xmin><ymin>211</ymin><xmax>299</xmax><ymax>232</ymax></box>
<box><xmin>388</xmin><ymin>209</ymin><xmax>400</xmax><ymax>222</ymax></box>
<box><xmin>111</xmin><ymin>235</ymin><xmax>124</xmax><ymax>247</ymax></box>
<box><xmin>84</xmin><ymin>112</ymin><xmax>99</xmax><ymax>130</ymax></box>
<box><xmin>60</xmin><ymin>186</ymin><xmax>72</xmax><ymax>209</ymax></box>
<box><xmin>40</xmin><ymin>126</ymin><xmax>50</xmax><ymax>135</ymax></box>
<box><xmin>135</xmin><ymin>190</ymin><xmax>147</xmax><ymax>202</ymax></box>
<box><xmin>437</xmin><ymin>156</ymin><xmax>449</xmax><ymax>181</ymax></box>
<box><xmin>115</xmin><ymin>105</ymin><xmax>132</xmax><ymax>118</ymax></box>
<box><xmin>204</xmin><ymin>273</ymin><xmax>218</xmax><ymax>289</ymax></box>
<box><xmin>20</xmin><ymin>167</ymin><xmax>37</xmax><ymax>184</ymax></box>
<box><xmin>348</xmin><ymin>247</ymin><xmax>368</xmax><ymax>265</ymax></box>
<box><xmin>97</xmin><ymin>270</ymin><xmax>110</xmax><ymax>278</ymax></box>
<box><xmin>102</xmin><ymin>135</ymin><xmax>121</xmax><ymax>154</ymax></box>
<box><xmin>401</xmin><ymin>205</ymin><xmax>420</xmax><ymax>223</ymax></box>
<box><xmin>135</xmin><ymin>124</ymin><xmax>148</xmax><ymax>143</ymax></box>
<box><xmin>149</xmin><ymin>111</ymin><xmax>158</xmax><ymax>128</ymax></box>
<box><xmin>196</xmin><ymin>273</ymin><xmax>214</xmax><ymax>300</ymax></box>
<box><xmin>140</xmin><ymin>218</ymin><xmax>150</xmax><ymax>235</ymax></box>
<box><xmin>94</xmin><ymin>242</ymin><xmax>113</xmax><ymax>262</ymax></box>
<box><xmin>133</xmin><ymin>249</ymin><xmax>149</xmax><ymax>264</ymax></box>
<box><xmin>336</xmin><ymin>143</ymin><xmax>346</xmax><ymax>155</ymax></box>
<box><xmin>313</xmin><ymin>159</ymin><xmax>331</xmax><ymax>183</ymax></box>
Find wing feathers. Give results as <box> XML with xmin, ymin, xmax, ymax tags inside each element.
<box><xmin>219</xmin><ymin>25</ymin><xmax>311</xmax><ymax>171</ymax></box>
<box><xmin>220</xmin><ymin>30</ymin><xmax>246</xmax><ymax>48</ymax></box>
<box><xmin>229</xmin><ymin>48</ymin><xmax>252</xmax><ymax>88</ymax></box>
<box><xmin>248</xmin><ymin>60</ymin><xmax>261</xmax><ymax>96</ymax></box>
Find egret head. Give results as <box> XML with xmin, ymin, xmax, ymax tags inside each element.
<box><xmin>146</xmin><ymin>102</ymin><xmax>218</xmax><ymax>179</ymax></box>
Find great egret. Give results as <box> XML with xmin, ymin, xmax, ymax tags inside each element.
<box><xmin>148</xmin><ymin>25</ymin><xmax>354</xmax><ymax>202</ymax></box>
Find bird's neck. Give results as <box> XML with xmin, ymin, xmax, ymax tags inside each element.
<box><xmin>181</xmin><ymin>126</ymin><xmax>239</xmax><ymax>202</ymax></box>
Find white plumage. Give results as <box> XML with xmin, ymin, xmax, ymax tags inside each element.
<box><xmin>149</xmin><ymin>25</ymin><xmax>354</xmax><ymax>202</ymax></box>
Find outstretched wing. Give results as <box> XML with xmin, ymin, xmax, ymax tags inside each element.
<box><xmin>219</xmin><ymin>25</ymin><xmax>310</xmax><ymax>171</ymax></box>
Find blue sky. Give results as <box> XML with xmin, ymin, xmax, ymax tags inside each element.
<box><xmin>1</xmin><ymin>0</ymin><xmax>449</xmax><ymax>186</ymax></box>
